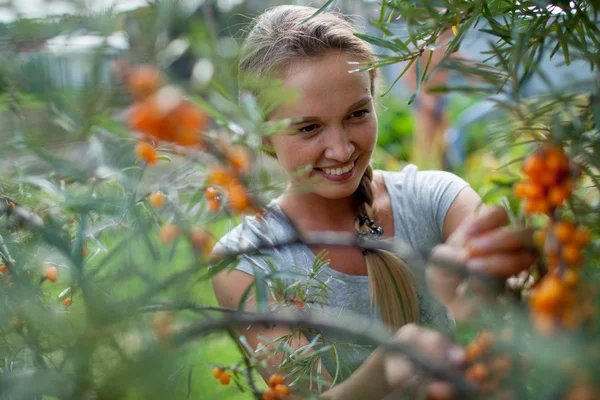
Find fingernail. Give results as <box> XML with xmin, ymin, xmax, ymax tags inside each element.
<box><xmin>447</xmin><ymin>347</ymin><xmax>465</xmax><ymax>364</ymax></box>
<box><xmin>466</xmin><ymin>259</ymin><xmax>486</xmax><ymax>272</ymax></box>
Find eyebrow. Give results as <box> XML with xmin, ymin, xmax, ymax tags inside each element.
<box><xmin>289</xmin><ymin>96</ymin><xmax>373</xmax><ymax>125</ymax></box>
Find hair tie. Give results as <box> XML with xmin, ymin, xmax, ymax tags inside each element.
<box><xmin>356</xmin><ymin>214</ymin><xmax>383</xmax><ymax>255</ymax></box>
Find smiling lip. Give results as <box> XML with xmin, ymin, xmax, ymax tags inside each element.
<box><xmin>313</xmin><ymin>160</ymin><xmax>356</xmax><ymax>182</ymax></box>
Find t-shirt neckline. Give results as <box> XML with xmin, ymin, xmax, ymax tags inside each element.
<box><xmin>268</xmin><ymin>170</ymin><xmax>396</xmax><ymax>282</ymax></box>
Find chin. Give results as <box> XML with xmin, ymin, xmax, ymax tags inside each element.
<box><xmin>314</xmin><ymin>181</ymin><xmax>361</xmax><ymax>200</ymax></box>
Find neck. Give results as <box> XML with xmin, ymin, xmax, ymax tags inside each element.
<box><xmin>278</xmin><ymin>185</ymin><xmax>358</xmax><ymax>231</ymax></box>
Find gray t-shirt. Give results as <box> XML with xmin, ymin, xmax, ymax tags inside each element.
<box><xmin>213</xmin><ymin>164</ymin><xmax>469</xmax><ymax>384</ymax></box>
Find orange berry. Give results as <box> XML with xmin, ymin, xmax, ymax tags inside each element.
<box><xmin>512</xmin><ymin>182</ymin><xmax>528</xmax><ymax>198</ymax></box>
<box><xmin>219</xmin><ymin>372</ymin><xmax>231</xmax><ymax>385</ymax></box>
<box><xmin>465</xmin><ymin>363</ymin><xmax>489</xmax><ymax>382</ymax></box>
<box><xmin>274</xmin><ymin>384</ymin><xmax>290</xmax><ymax>397</ymax></box>
<box><xmin>205</xmin><ymin>187</ymin><xmax>218</xmax><ymax>201</ymax></box>
<box><xmin>262</xmin><ymin>388</ymin><xmax>277</xmax><ymax>400</ymax></box>
<box><xmin>544</xmin><ymin>146</ymin><xmax>569</xmax><ymax>172</ymax></box>
<box><xmin>150</xmin><ymin>191</ymin><xmax>165</xmax><ymax>208</ymax></box>
<box><xmin>268</xmin><ymin>374</ymin><xmax>284</xmax><ymax>388</ymax></box>
<box><xmin>531</xmin><ymin>275</ymin><xmax>566</xmax><ymax>313</ymax></box>
<box><xmin>208</xmin><ymin>198</ymin><xmax>221</xmax><ymax>213</ymax></box>
<box><xmin>539</xmin><ymin>170</ymin><xmax>557</xmax><ymax>187</ymax></box>
<box><xmin>135</xmin><ymin>142</ymin><xmax>158</xmax><ymax>165</ymax></box>
<box><xmin>228</xmin><ymin>184</ymin><xmax>252</xmax><ymax>214</ymax></box>
<box><xmin>524</xmin><ymin>198</ymin><xmax>550</xmax><ymax>214</ymax></box>
<box><xmin>562</xmin><ymin>244</ymin><xmax>583</xmax><ymax>266</ymax></box>
<box><xmin>62</xmin><ymin>298</ymin><xmax>72</xmax><ymax>307</ymax></box>
<box><xmin>0</xmin><ymin>265</ymin><xmax>7</xmax><ymax>274</ymax></box>
<box><xmin>207</xmin><ymin>167</ymin><xmax>236</xmax><ymax>187</ymax></box>
<box><xmin>82</xmin><ymin>246</ymin><xmax>88</xmax><ymax>257</ymax></box>
<box><xmin>127</xmin><ymin>65</ymin><xmax>163</xmax><ymax>99</ymax></box>
<box><xmin>524</xmin><ymin>182</ymin><xmax>544</xmax><ymax>199</ymax></box>
<box><xmin>564</xmin><ymin>269</ymin><xmax>579</xmax><ymax>286</ymax></box>
<box><xmin>8</xmin><ymin>202</ymin><xmax>15</xmax><ymax>209</ymax></box>
<box><xmin>45</xmin><ymin>265</ymin><xmax>58</xmax><ymax>282</ymax></box>
<box><xmin>554</xmin><ymin>221</ymin><xmax>576</xmax><ymax>244</ymax></box>
<box><xmin>548</xmin><ymin>186</ymin><xmax>569</xmax><ymax>206</ymax></box>
<box><xmin>128</xmin><ymin>98</ymin><xmax>171</xmax><ymax>140</ymax></box>
<box><xmin>212</xmin><ymin>367</ymin><xmax>223</xmax><ymax>379</ymax></box>
<box><xmin>190</xmin><ymin>228</ymin><xmax>214</xmax><ymax>256</ymax></box>
<box><xmin>171</xmin><ymin>100</ymin><xmax>207</xmax><ymax>147</ymax></box>
<box><xmin>523</xmin><ymin>154</ymin><xmax>544</xmax><ymax>179</ymax></box>
<box><xmin>158</xmin><ymin>223</ymin><xmax>180</xmax><ymax>244</ymax></box>
<box><xmin>573</xmin><ymin>227</ymin><xmax>591</xmax><ymax>246</ymax></box>
<box><xmin>565</xmin><ymin>385</ymin><xmax>599</xmax><ymax>400</ymax></box>
<box><xmin>533</xmin><ymin>230</ymin><xmax>546</xmax><ymax>247</ymax></box>
<box><xmin>227</xmin><ymin>146</ymin><xmax>251</xmax><ymax>173</ymax></box>
<box><xmin>465</xmin><ymin>342</ymin><xmax>484</xmax><ymax>363</ymax></box>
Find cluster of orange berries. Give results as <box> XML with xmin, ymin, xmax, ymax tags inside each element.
<box><xmin>534</xmin><ymin>220</ymin><xmax>590</xmax><ymax>270</ymax></box>
<box><xmin>513</xmin><ymin>144</ymin><xmax>575</xmax><ymax>215</ymax></box>
<box><xmin>212</xmin><ymin>367</ymin><xmax>231</xmax><ymax>385</ymax></box>
<box><xmin>262</xmin><ymin>374</ymin><xmax>291</xmax><ymax>400</ymax></box>
<box><xmin>529</xmin><ymin>273</ymin><xmax>582</xmax><ymax>335</ymax></box>
<box><xmin>205</xmin><ymin>151</ymin><xmax>260</xmax><ymax>216</ymax></box>
<box><xmin>157</xmin><ymin>223</ymin><xmax>214</xmax><ymax>256</ymax></box>
<box><xmin>513</xmin><ymin>143</ymin><xmax>593</xmax><ymax>336</ymax></box>
<box><xmin>464</xmin><ymin>330</ymin><xmax>525</xmax><ymax>397</ymax></box>
<box><xmin>126</xmin><ymin>65</ymin><xmax>208</xmax><ymax>165</ymax></box>
<box><xmin>288</xmin><ymin>296</ymin><xmax>304</xmax><ymax>310</ymax></box>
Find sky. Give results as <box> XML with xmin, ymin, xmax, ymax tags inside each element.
<box><xmin>0</xmin><ymin>0</ymin><xmax>149</xmax><ymax>23</ymax></box>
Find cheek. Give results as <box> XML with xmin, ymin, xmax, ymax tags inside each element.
<box><xmin>353</xmin><ymin>120</ymin><xmax>378</xmax><ymax>150</ymax></box>
<box><xmin>272</xmin><ymin>137</ymin><xmax>317</xmax><ymax>171</ymax></box>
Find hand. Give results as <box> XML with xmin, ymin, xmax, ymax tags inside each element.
<box><xmin>427</xmin><ymin>206</ymin><xmax>537</xmax><ymax>318</ymax></box>
<box><xmin>447</xmin><ymin>206</ymin><xmax>536</xmax><ymax>277</ymax></box>
<box><xmin>383</xmin><ymin>324</ymin><xmax>465</xmax><ymax>399</ymax></box>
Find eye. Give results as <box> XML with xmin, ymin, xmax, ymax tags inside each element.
<box><xmin>348</xmin><ymin>109</ymin><xmax>369</xmax><ymax>119</ymax></box>
<box><xmin>298</xmin><ymin>124</ymin><xmax>319</xmax><ymax>134</ymax></box>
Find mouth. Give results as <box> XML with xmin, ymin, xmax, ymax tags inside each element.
<box><xmin>313</xmin><ymin>160</ymin><xmax>356</xmax><ymax>181</ymax></box>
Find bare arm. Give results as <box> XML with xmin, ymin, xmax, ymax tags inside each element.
<box><xmin>213</xmin><ymin>269</ymin><xmax>463</xmax><ymax>400</ymax></box>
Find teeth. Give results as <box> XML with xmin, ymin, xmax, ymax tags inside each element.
<box><xmin>322</xmin><ymin>161</ymin><xmax>354</xmax><ymax>176</ymax></box>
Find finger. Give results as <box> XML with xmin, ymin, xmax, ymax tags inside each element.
<box><xmin>427</xmin><ymin>381</ymin><xmax>456</xmax><ymax>400</ymax></box>
<box><xmin>429</xmin><ymin>245</ymin><xmax>469</xmax><ymax>275</ymax></box>
<box><xmin>466</xmin><ymin>252</ymin><xmax>537</xmax><ymax>277</ymax></box>
<box><xmin>464</xmin><ymin>207</ymin><xmax>509</xmax><ymax>238</ymax></box>
<box><xmin>468</xmin><ymin>227</ymin><xmax>534</xmax><ymax>256</ymax></box>
<box><xmin>426</xmin><ymin>267</ymin><xmax>464</xmax><ymax>306</ymax></box>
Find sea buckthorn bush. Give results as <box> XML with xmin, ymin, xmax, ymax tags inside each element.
<box><xmin>0</xmin><ymin>1</ymin><xmax>599</xmax><ymax>400</ymax></box>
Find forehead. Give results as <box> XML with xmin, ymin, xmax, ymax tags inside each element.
<box><xmin>269</xmin><ymin>50</ymin><xmax>372</xmax><ymax>121</ymax></box>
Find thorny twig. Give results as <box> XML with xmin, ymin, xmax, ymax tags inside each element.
<box><xmin>171</xmin><ymin>310</ymin><xmax>477</xmax><ymax>398</ymax></box>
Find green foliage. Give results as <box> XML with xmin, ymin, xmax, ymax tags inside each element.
<box><xmin>1</xmin><ymin>0</ymin><xmax>600</xmax><ymax>399</ymax></box>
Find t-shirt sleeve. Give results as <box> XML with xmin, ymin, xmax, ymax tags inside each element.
<box><xmin>210</xmin><ymin>218</ymin><xmax>280</xmax><ymax>277</ymax></box>
<box><xmin>414</xmin><ymin>169</ymin><xmax>470</xmax><ymax>238</ymax></box>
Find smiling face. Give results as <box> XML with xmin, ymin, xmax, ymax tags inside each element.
<box><xmin>267</xmin><ymin>50</ymin><xmax>378</xmax><ymax>200</ymax></box>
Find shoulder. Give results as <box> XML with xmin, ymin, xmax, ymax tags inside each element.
<box><xmin>213</xmin><ymin>202</ymin><xmax>293</xmax><ymax>255</ymax></box>
<box><xmin>377</xmin><ymin>164</ymin><xmax>469</xmax><ymax>197</ymax></box>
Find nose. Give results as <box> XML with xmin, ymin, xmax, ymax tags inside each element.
<box><xmin>324</xmin><ymin>126</ymin><xmax>355</xmax><ymax>162</ymax></box>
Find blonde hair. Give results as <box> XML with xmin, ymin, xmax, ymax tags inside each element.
<box><xmin>240</xmin><ymin>5</ymin><xmax>418</xmax><ymax>330</ymax></box>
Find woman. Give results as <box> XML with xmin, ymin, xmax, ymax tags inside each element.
<box><xmin>212</xmin><ymin>5</ymin><xmax>534</xmax><ymax>399</ymax></box>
